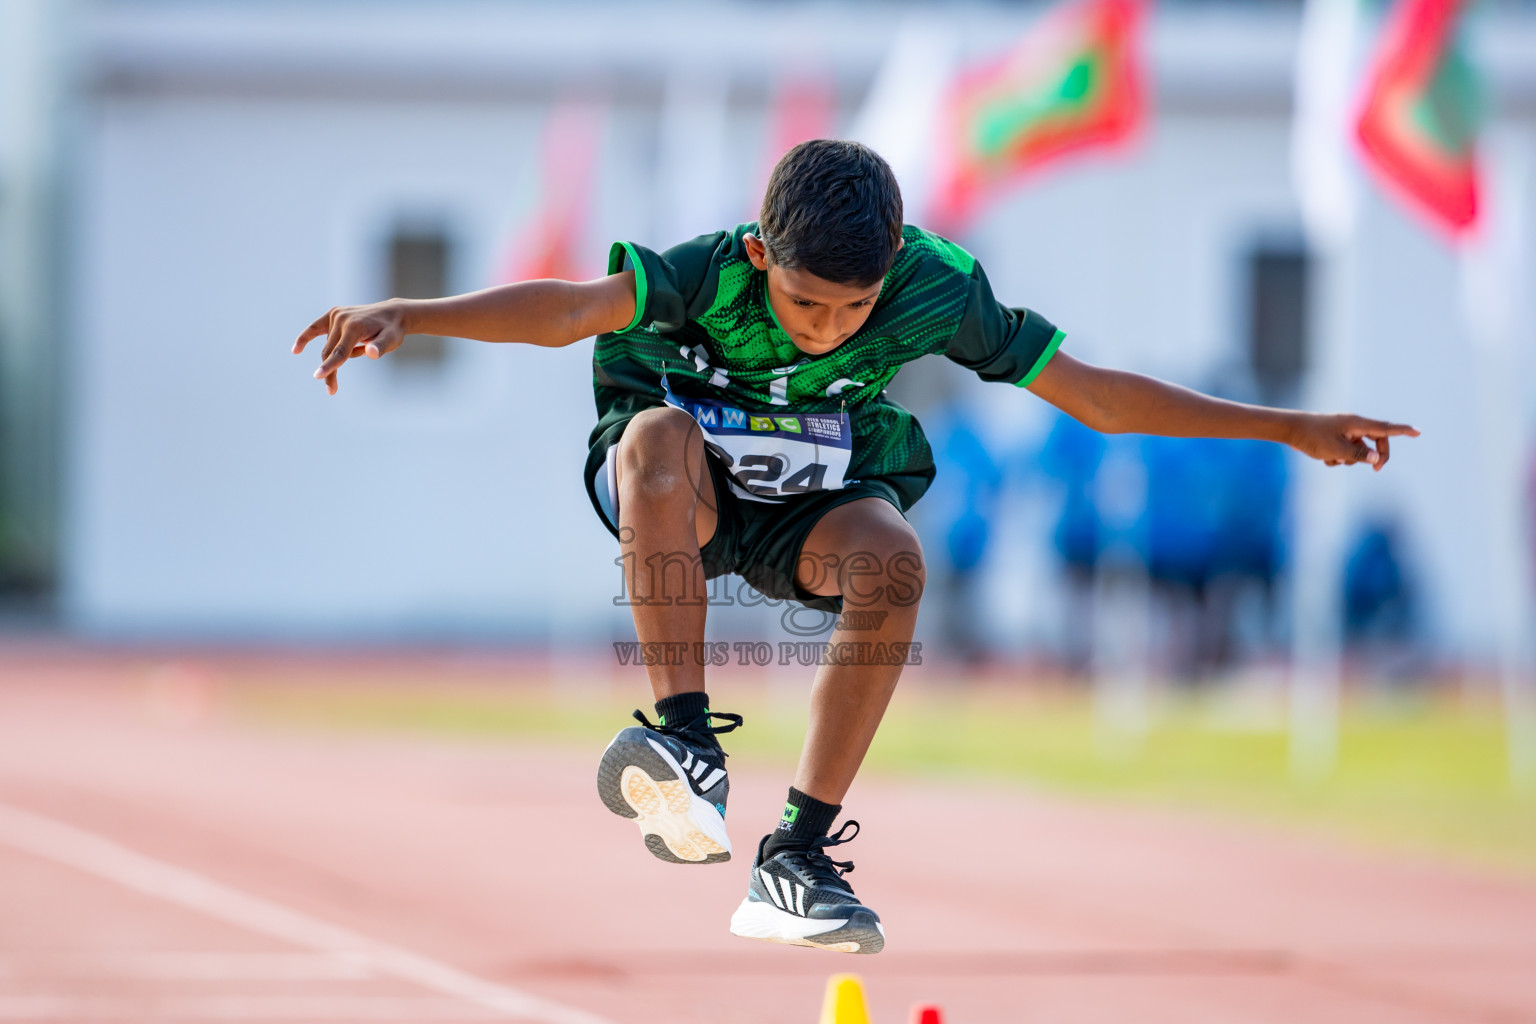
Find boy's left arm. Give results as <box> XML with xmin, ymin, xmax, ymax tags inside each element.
<box><xmin>1027</xmin><ymin>351</ymin><xmax>1419</xmax><ymax>471</ymax></box>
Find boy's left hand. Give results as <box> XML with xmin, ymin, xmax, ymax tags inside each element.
<box><xmin>1288</xmin><ymin>413</ymin><xmax>1420</xmax><ymax>471</ymax></box>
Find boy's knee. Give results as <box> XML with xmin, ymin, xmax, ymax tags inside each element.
<box><xmin>624</xmin><ymin>406</ymin><xmax>697</xmax><ymax>449</ymax></box>
<box><xmin>618</xmin><ymin>407</ymin><xmax>704</xmax><ymax>501</ymax></box>
<box><xmin>841</xmin><ymin>521</ymin><xmax>925</xmax><ymax>609</ymax></box>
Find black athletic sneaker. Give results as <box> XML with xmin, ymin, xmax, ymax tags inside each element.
<box><xmin>596</xmin><ymin>708</ymin><xmax>741</xmax><ymax>864</ymax></box>
<box><xmin>729</xmin><ymin>821</ymin><xmax>884</xmax><ymax>954</ymax></box>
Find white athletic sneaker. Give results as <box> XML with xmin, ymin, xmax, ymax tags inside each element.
<box><xmin>729</xmin><ymin>822</ymin><xmax>885</xmax><ymax>954</ymax></box>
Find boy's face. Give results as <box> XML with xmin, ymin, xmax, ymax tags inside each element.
<box><xmin>743</xmin><ymin>234</ymin><xmax>895</xmax><ymax>357</ymax></box>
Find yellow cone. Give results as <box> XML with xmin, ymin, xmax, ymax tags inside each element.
<box><xmin>820</xmin><ymin>973</ymin><xmax>871</xmax><ymax>1024</ymax></box>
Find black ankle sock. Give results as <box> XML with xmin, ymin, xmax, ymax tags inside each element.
<box><xmin>654</xmin><ymin>692</ymin><xmax>717</xmax><ymax>746</ymax></box>
<box><xmin>762</xmin><ymin>786</ymin><xmax>840</xmax><ymax>858</ymax></box>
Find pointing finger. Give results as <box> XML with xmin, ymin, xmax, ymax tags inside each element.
<box><xmin>1350</xmin><ymin>419</ymin><xmax>1419</xmax><ymax>439</ymax></box>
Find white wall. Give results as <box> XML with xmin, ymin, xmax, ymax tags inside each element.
<box><xmin>64</xmin><ymin>94</ymin><xmax>638</xmax><ymax>638</ymax></box>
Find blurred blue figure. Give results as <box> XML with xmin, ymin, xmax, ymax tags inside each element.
<box><xmin>946</xmin><ymin>507</ymin><xmax>990</xmax><ymax>575</ymax></box>
<box><xmin>1141</xmin><ymin>436</ymin><xmax>1225</xmax><ymax>590</ymax></box>
<box><xmin>1139</xmin><ymin>435</ymin><xmax>1288</xmax><ymax>679</ymax></box>
<box><xmin>1341</xmin><ymin>520</ymin><xmax>1420</xmax><ymax>681</ymax></box>
<box><xmin>1213</xmin><ymin>439</ymin><xmax>1288</xmax><ymax>585</ymax></box>
<box><xmin>942</xmin><ymin>441</ymin><xmax>997</xmax><ymax>575</ymax></box>
<box><xmin>1213</xmin><ymin>438</ymin><xmax>1288</xmax><ymax>670</ymax></box>
<box><xmin>1039</xmin><ymin>411</ymin><xmax>1107</xmax><ymax>573</ymax></box>
<box><xmin>1343</xmin><ymin>522</ymin><xmax>1414</xmax><ymax>642</ymax></box>
<box><xmin>1037</xmin><ymin>411</ymin><xmax>1107</xmax><ymax>672</ymax></box>
<box><xmin>931</xmin><ymin>404</ymin><xmax>1003</xmax><ymax>662</ymax></box>
<box><xmin>1138</xmin><ymin>436</ymin><xmax>1223</xmax><ymax>680</ymax></box>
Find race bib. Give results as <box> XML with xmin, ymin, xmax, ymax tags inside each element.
<box><xmin>665</xmin><ymin>390</ymin><xmax>852</xmax><ymax>502</ymax></box>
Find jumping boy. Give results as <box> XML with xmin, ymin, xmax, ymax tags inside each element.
<box><xmin>294</xmin><ymin>140</ymin><xmax>1417</xmax><ymax>955</ymax></box>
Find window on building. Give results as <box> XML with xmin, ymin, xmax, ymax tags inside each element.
<box><xmin>1247</xmin><ymin>245</ymin><xmax>1310</xmax><ymax>403</ymax></box>
<box><xmin>386</xmin><ymin>229</ymin><xmax>452</xmax><ymax>368</ymax></box>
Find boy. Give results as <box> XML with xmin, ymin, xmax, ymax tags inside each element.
<box><xmin>294</xmin><ymin>140</ymin><xmax>1417</xmax><ymax>955</ymax></box>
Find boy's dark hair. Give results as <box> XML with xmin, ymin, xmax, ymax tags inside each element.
<box><xmin>758</xmin><ymin>139</ymin><xmax>904</xmax><ymax>288</ymax></box>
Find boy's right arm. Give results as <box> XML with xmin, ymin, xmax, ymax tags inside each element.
<box><xmin>293</xmin><ymin>272</ymin><xmax>637</xmax><ymax>395</ymax></box>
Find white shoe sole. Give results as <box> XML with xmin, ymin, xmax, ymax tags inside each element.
<box><xmin>728</xmin><ymin>897</ymin><xmax>886</xmax><ymax>954</ymax></box>
<box><xmin>597</xmin><ymin>730</ymin><xmax>731</xmax><ymax>864</ymax></box>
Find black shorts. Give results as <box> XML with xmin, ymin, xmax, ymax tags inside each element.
<box><xmin>584</xmin><ymin>422</ymin><xmax>904</xmax><ymax>613</ymax></box>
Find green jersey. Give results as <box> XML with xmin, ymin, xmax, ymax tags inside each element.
<box><xmin>589</xmin><ymin>223</ymin><xmax>1064</xmax><ymax>511</ymax></box>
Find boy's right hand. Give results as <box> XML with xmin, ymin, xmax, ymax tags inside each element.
<box><xmin>293</xmin><ymin>300</ymin><xmax>409</xmax><ymax>395</ymax></box>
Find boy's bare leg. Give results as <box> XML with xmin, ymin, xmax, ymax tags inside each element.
<box><xmin>725</xmin><ymin>496</ymin><xmax>917</xmax><ymax>953</ymax></box>
<box><xmin>791</xmin><ymin>497</ymin><xmax>926</xmax><ymax>804</ymax></box>
<box><xmin>614</xmin><ymin>406</ymin><xmax>719</xmax><ymax>701</ymax></box>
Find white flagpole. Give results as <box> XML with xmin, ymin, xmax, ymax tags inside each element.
<box><xmin>1288</xmin><ymin>0</ymin><xmax>1365</xmax><ymax>781</ymax></box>
<box><xmin>1459</xmin><ymin>133</ymin><xmax>1536</xmax><ymax>795</ymax></box>
<box><xmin>657</xmin><ymin>70</ymin><xmax>730</xmax><ymax>245</ymax></box>
<box><xmin>848</xmin><ymin>16</ymin><xmax>960</xmax><ymax>227</ymax></box>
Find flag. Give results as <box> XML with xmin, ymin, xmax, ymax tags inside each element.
<box><xmin>930</xmin><ymin>0</ymin><xmax>1148</xmax><ymax>234</ymax></box>
<box><xmin>1354</xmin><ymin>0</ymin><xmax>1483</xmax><ymax>237</ymax></box>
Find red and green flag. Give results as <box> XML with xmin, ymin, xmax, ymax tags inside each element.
<box><xmin>1354</xmin><ymin>0</ymin><xmax>1483</xmax><ymax>236</ymax></box>
<box><xmin>930</xmin><ymin>0</ymin><xmax>1148</xmax><ymax>234</ymax></box>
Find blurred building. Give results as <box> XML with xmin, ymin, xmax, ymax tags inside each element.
<box><xmin>2</xmin><ymin>1</ymin><xmax>1534</xmax><ymax>663</ymax></box>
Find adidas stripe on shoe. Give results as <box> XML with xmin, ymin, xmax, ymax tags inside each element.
<box><xmin>729</xmin><ymin>822</ymin><xmax>884</xmax><ymax>954</ymax></box>
<box><xmin>596</xmin><ymin>708</ymin><xmax>740</xmax><ymax>864</ymax></box>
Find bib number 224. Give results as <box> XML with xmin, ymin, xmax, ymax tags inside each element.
<box><xmin>664</xmin><ymin>392</ymin><xmax>852</xmax><ymax>502</ymax></box>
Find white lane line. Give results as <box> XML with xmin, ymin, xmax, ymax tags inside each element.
<box><xmin>0</xmin><ymin>803</ymin><xmax>614</xmax><ymax>1024</ymax></box>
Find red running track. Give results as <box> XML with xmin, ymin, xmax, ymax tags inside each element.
<box><xmin>0</xmin><ymin>664</ymin><xmax>1533</xmax><ymax>1024</ymax></box>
